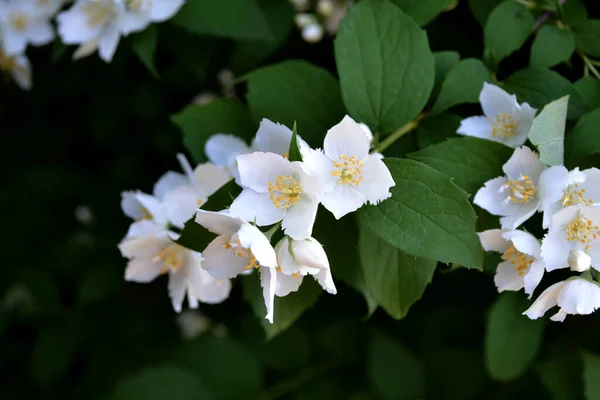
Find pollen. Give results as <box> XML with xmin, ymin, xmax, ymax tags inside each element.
<box><xmin>136</xmin><ymin>207</ymin><xmax>152</xmax><ymax>221</ymax></box>
<box><xmin>562</xmin><ymin>184</ymin><xmax>593</xmax><ymax>207</ymax></box>
<box><xmin>82</xmin><ymin>0</ymin><xmax>117</xmax><ymax>27</ymax></box>
<box><xmin>504</xmin><ymin>175</ymin><xmax>536</xmax><ymax>204</ymax></box>
<box><xmin>502</xmin><ymin>244</ymin><xmax>534</xmax><ymax>277</ymax></box>
<box><xmin>566</xmin><ymin>217</ymin><xmax>600</xmax><ymax>251</ymax></box>
<box><xmin>268</xmin><ymin>175</ymin><xmax>303</xmax><ymax>209</ymax></box>
<box><xmin>9</xmin><ymin>13</ymin><xmax>29</xmax><ymax>32</ymax></box>
<box><xmin>244</xmin><ymin>257</ymin><xmax>259</xmax><ymax>270</ymax></box>
<box><xmin>491</xmin><ymin>112</ymin><xmax>519</xmax><ymax>139</ymax></box>
<box><xmin>331</xmin><ymin>154</ymin><xmax>363</xmax><ymax>186</ymax></box>
<box><xmin>154</xmin><ymin>244</ymin><xmax>184</xmax><ymax>272</ymax></box>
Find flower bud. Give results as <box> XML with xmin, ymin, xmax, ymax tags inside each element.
<box><xmin>302</xmin><ymin>23</ymin><xmax>324</xmax><ymax>43</ymax></box>
<box><xmin>294</xmin><ymin>13</ymin><xmax>315</xmax><ymax>29</ymax></box>
<box><xmin>568</xmin><ymin>249</ymin><xmax>592</xmax><ymax>272</ymax></box>
<box><xmin>317</xmin><ymin>0</ymin><xmax>335</xmax><ymax>18</ymax></box>
<box><xmin>290</xmin><ymin>0</ymin><xmax>310</xmax><ymax>12</ymax></box>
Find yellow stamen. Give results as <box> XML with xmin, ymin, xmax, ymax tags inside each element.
<box><xmin>82</xmin><ymin>0</ymin><xmax>117</xmax><ymax>27</ymax></box>
<box><xmin>268</xmin><ymin>175</ymin><xmax>303</xmax><ymax>209</ymax></box>
<box><xmin>491</xmin><ymin>112</ymin><xmax>519</xmax><ymax>139</ymax></box>
<box><xmin>9</xmin><ymin>13</ymin><xmax>29</xmax><ymax>32</ymax></box>
<box><xmin>136</xmin><ymin>207</ymin><xmax>152</xmax><ymax>221</ymax></box>
<box><xmin>154</xmin><ymin>244</ymin><xmax>184</xmax><ymax>272</ymax></box>
<box><xmin>502</xmin><ymin>244</ymin><xmax>534</xmax><ymax>277</ymax></box>
<box><xmin>562</xmin><ymin>184</ymin><xmax>593</xmax><ymax>207</ymax></box>
<box><xmin>567</xmin><ymin>217</ymin><xmax>600</xmax><ymax>251</ymax></box>
<box><xmin>504</xmin><ymin>175</ymin><xmax>535</xmax><ymax>204</ymax></box>
<box><xmin>331</xmin><ymin>154</ymin><xmax>363</xmax><ymax>186</ymax></box>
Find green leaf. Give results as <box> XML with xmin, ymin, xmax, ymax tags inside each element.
<box><xmin>111</xmin><ymin>365</ymin><xmax>214</xmax><ymax>400</ymax></box>
<box><xmin>576</xmin><ymin>20</ymin><xmax>600</xmax><ymax>58</ymax></box>
<box><xmin>431</xmin><ymin>51</ymin><xmax>460</xmax><ymax>102</ymax></box>
<box><xmin>562</xmin><ymin>0</ymin><xmax>588</xmax><ymax>28</ymax></box>
<box><xmin>243</xmin><ymin>60</ymin><xmax>345</xmax><ymax>147</ymax></box>
<box><xmin>389</xmin><ymin>0</ymin><xmax>455</xmax><ymax>26</ymax></box>
<box><xmin>334</xmin><ymin>0</ymin><xmax>434</xmax><ymax>134</ymax></box>
<box><xmin>503</xmin><ymin>68</ymin><xmax>587</xmax><ymax>120</ymax></box>
<box><xmin>174</xmin><ymin>336</ymin><xmax>263</xmax><ymax>399</ymax></box>
<box><xmin>484</xmin><ymin>1</ymin><xmax>534</xmax><ymax>63</ymax></box>
<box><xmin>432</xmin><ymin>58</ymin><xmax>492</xmax><ymax>113</ymax></box>
<box><xmin>535</xmin><ymin>347</ymin><xmax>582</xmax><ymax>400</ymax></box>
<box><xmin>171</xmin><ymin>0</ymin><xmax>271</xmax><ymax>41</ymax></box>
<box><xmin>130</xmin><ymin>25</ymin><xmax>159</xmax><ymax>79</ymax></box>
<box><xmin>243</xmin><ymin>275</ymin><xmax>321</xmax><ymax>340</ymax></box>
<box><xmin>565</xmin><ymin>106</ymin><xmax>600</xmax><ymax>165</ymax></box>
<box><xmin>527</xmin><ymin>95</ymin><xmax>568</xmax><ymax>166</ymax></box>
<box><xmin>468</xmin><ymin>0</ymin><xmax>502</xmax><ymax>25</ymax></box>
<box><xmin>171</xmin><ymin>99</ymin><xmax>256</xmax><ymax>162</ymax></box>
<box><xmin>408</xmin><ymin>137</ymin><xmax>513</xmax><ymax>194</ymax></box>
<box><xmin>32</xmin><ymin>322</ymin><xmax>82</xmax><ymax>386</ymax></box>
<box><xmin>357</xmin><ymin>158</ymin><xmax>483</xmax><ymax>269</ymax></box>
<box><xmin>574</xmin><ymin>76</ymin><xmax>600</xmax><ymax>111</ymax></box>
<box><xmin>530</xmin><ymin>25</ymin><xmax>575</xmax><ymax>69</ymax></box>
<box><xmin>582</xmin><ymin>351</ymin><xmax>600</xmax><ymax>400</ymax></box>
<box><xmin>415</xmin><ymin>113</ymin><xmax>461</xmax><ymax>149</ymax></box>
<box><xmin>288</xmin><ymin>122</ymin><xmax>302</xmax><ymax>162</ymax></box>
<box><xmin>425</xmin><ymin>348</ymin><xmax>488</xmax><ymax>400</ymax></box>
<box><xmin>202</xmin><ymin>179</ymin><xmax>242</xmax><ymax>212</ymax></box>
<box><xmin>368</xmin><ymin>331</ymin><xmax>425</xmax><ymax>400</ymax></box>
<box><xmin>359</xmin><ymin>227</ymin><xmax>436</xmax><ymax>319</ymax></box>
<box><xmin>485</xmin><ymin>292</ymin><xmax>545</xmax><ymax>381</ymax></box>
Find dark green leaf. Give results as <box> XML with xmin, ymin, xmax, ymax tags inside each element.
<box><xmin>468</xmin><ymin>0</ymin><xmax>502</xmax><ymax>25</ymax></box>
<box><xmin>368</xmin><ymin>331</ymin><xmax>425</xmax><ymax>400</ymax></box>
<box><xmin>432</xmin><ymin>58</ymin><xmax>492</xmax><ymax>113</ymax></box>
<box><xmin>415</xmin><ymin>113</ymin><xmax>461</xmax><ymax>149</ymax></box>
<box><xmin>389</xmin><ymin>0</ymin><xmax>455</xmax><ymax>26</ymax></box>
<box><xmin>334</xmin><ymin>0</ymin><xmax>434</xmax><ymax>134</ymax></box>
<box><xmin>574</xmin><ymin>76</ymin><xmax>600</xmax><ymax>110</ymax></box>
<box><xmin>171</xmin><ymin>100</ymin><xmax>256</xmax><ymax>162</ymax></box>
<box><xmin>359</xmin><ymin>228</ymin><xmax>436</xmax><ymax>319</ymax></box>
<box><xmin>425</xmin><ymin>348</ymin><xmax>488</xmax><ymax>400</ymax></box>
<box><xmin>171</xmin><ymin>0</ymin><xmax>271</xmax><ymax>41</ymax></box>
<box><xmin>243</xmin><ymin>60</ymin><xmax>346</xmax><ymax>147</ymax></box>
<box><xmin>530</xmin><ymin>25</ymin><xmax>575</xmax><ymax>69</ymax></box>
<box><xmin>357</xmin><ymin>158</ymin><xmax>483</xmax><ymax>269</ymax></box>
<box><xmin>130</xmin><ymin>25</ymin><xmax>159</xmax><ymax>79</ymax></box>
<box><xmin>431</xmin><ymin>51</ymin><xmax>460</xmax><ymax>102</ymax></box>
<box><xmin>535</xmin><ymin>346</ymin><xmax>582</xmax><ymax>400</ymax></box>
<box><xmin>484</xmin><ymin>1</ymin><xmax>534</xmax><ymax>63</ymax></box>
<box><xmin>562</xmin><ymin>0</ymin><xmax>588</xmax><ymax>27</ymax></box>
<box><xmin>565</xmin><ymin>106</ymin><xmax>600</xmax><ymax>164</ymax></box>
<box><xmin>408</xmin><ymin>137</ymin><xmax>512</xmax><ymax>194</ymax></box>
<box><xmin>527</xmin><ymin>95</ymin><xmax>568</xmax><ymax>166</ymax></box>
<box><xmin>576</xmin><ymin>20</ymin><xmax>600</xmax><ymax>58</ymax></box>
<box><xmin>582</xmin><ymin>351</ymin><xmax>600</xmax><ymax>400</ymax></box>
<box><xmin>485</xmin><ymin>292</ymin><xmax>545</xmax><ymax>381</ymax></box>
<box><xmin>288</xmin><ymin>122</ymin><xmax>302</xmax><ymax>162</ymax></box>
<box><xmin>32</xmin><ymin>322</ymin><xmax>82</xmax><ymax>386</ymax></box>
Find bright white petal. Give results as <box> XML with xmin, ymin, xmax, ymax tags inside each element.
<box><xmin>473</xmin><ymin>177</ymin><xmax>514</xmax><ymax>216</ymax></box>
<box><xmin>27</xmin><ymin>20</ymin><xmax>55</xmax><ymax>46</ymax></box>
<box><xmin>292</xmin><ymin>238</ymin><xmax>329</xmax><ymax>270</ymax></box>
<box><xmin>538</xmin><ymin>166</ymin><xmax>569</xmax><ymax>210</ymax></box>
<box><xmin>237</xmin><ymin>223</ymin><xmax>278</xmax><ymax>268</ymax></box>
<box><xmin>358</xmin><ymin>155</ymin><xmax>394</xmax><ymax>205</ymax></box>
<box><xmin>523</xmin><ymin>281</ymin><xmax>564</xmax><ymax>320</ymax></box>
<box><xmin>503</xmin><ymin>230</ymin><xmax>541</xmax><ymax>258</ymax></box>
<box><xmin>581</xmin><ymin>168</ymin><xmax>600</xmax><ymax>205</ymax></box>
<box><xmin>205</xmin><ymin>134</ymin><xmax>251</xmax><ymax>167</ymax></box>
<box><xmin>195</xmin><ymin>210</ymin><xmax>243</xmax><ymax>236</ymax></box>
<box><xmin>557</xmin><ymin>278</ymin><xmax>600</xmax><ymax>315</ymax></box>
<box><xmin>275</xmin><ymin>272</ymin><xmax>303</xmax><ymax>297</ymax></box>
<box><xmin>124</xmin><ymin>257</ymin><xmax>164</xmax><ymax>283</ymax></box>
<box><xmin>153</xmin><ymin>171</ymin><xmax>188</xmax><ymax>199</ymax></box>
<box><xmin>98</xmin><ymin>24</ymin><xmax>121</xmax><ymax>62</ymax></box>
<box><xmin>541</xmin><ymin>231</ymin><xmax>571</xmax><ymax>271</ymax></box>
<box><xmin>11</xmin><ymin>55</ymin><xmax>32</xmax><ymax>90</ymax></box>
<box><xmin>73</xmin><ymin>37</ymin><xmax>100</xmax><ymax>60</ymax></box>
<box><xmin>321</xmin><ymin>184</ymin><xmax>366</xmax><ymax>219</ymax></box>
<box><xmin>120</xmin><ymin>11</ymin><xmax>150</xmax><ymax>35</ymax></box>
<box><xmin>550</xmin><ymin>309</ymin><xmax>567</xmax><ymax>322</ymax></box>
<box><xmin>456</xmin><ymin>116</ymin><xmax>493</xmax><ymax>141</ymax></box>
<box><xmin>2</xmin><ymin>32</ymin><xmax>27</xmax><ymax>55</ymax></box>
<box><xmin>282</xmin><ymin>197</ymin><xmax>319</xmax><ymax>240</ymax></box>
<box><xmin>499</xmin><ymin>200</ymin><xmax>539</xmax><ymax>230</ymax></box>
<box><xmin>229</xmin><ymin>189</ymin><xmax>285</xmax><ymax>226</ymax></box>
<box><xmin>301</xmin><ymin>149</ymin><xmax>337</xmax><ymax>193</ymax></box>
<box><xmin>122</xmin><ymin>220</ymin><xmax>165</xmax><ymax>241</ymax></box>
<box><xmin>275</xmin><ymin>237</ymin><xmax>299</xmax><ymax>275</ymax></box>
<box><xmin>478</xmin><ymin>229</ymin><xmax>510</xmax><ymax>253</ymax></box>
<box><xmin>136</xmin><ymin>192</ymin><xmax>168</xmax><ymax>225</ymax></box>
<box><xmin>237</xmin><ymin>152</ymin><xmax>293</xmax><ymax>193</ymax></box>
<box><xmin>502</xmin><ymin>146</ymin><xmax>545</xmax><ymax>182</ymax></box>
<box><xmin>314</xmin><ymin>268</ymin><xmax>337</xmax><ymax>294</ymax></box>
<box><xmin>193</xmin><ymin>163</ymin><xmax>231</xmax><ymax>197</ymax></box>
<box><xmin>324</xmin><ymin>115</ymin><xmax>370</xmax><ymax>160</ymax></box>
<box><xmin>189</xmin><ymin>269</ymin><xmax>232</xmax><ymax>304</ymax></box>
<box><xmin>293</xmin><ymin>162</ymin><xmax>323</xmax><ymax>199</ymax></box>
<box><xmin>57</xmin><ymin>6</ymin><xmax>103</xmax><ymax>44</ymax></box>
<box><xmin>494</xmin><ymin>260</ymin><xmax>524</xmax><ymax>292</ymax></box>
<box><xmin>255</xmin><ymin>118</ymin><xmax>294</xmax><ymax>155</ymax></box>
<box><xmin>509</xmin><ymin>102</ymin><xmax>536</xmax><ymax>147</ymax></box>
<box><xmin>163</xmin><ymin>186</ymin><xmax>201</xmax><ymax>229</ymax></box>
<box><xmin>201</xmin><ymin>235</ymin><xmax>249</xmax><ymax>279</ymax></box>
<box><xmin>523</xmin><ymin>260</ymin><xmax>545</xmax><ymax>299</ymax></box>
<box><xmin>150</xmin><ymin>0</ymin><xmax>185</xmax><ymax>21</ymax></box>
<box><xmin>480</xmin><ymin>83</ymin><xmax>518</xmax><ymax>117</ymax></box>
<box><xmin>260</xmin><ymin>266</ymin><xmax>277</xmax><ymax>323</ymax></box>
<box><xmin>550</xmin><ymin>206</ymin><xmax>582</xmax><ymax>231</ymax></box>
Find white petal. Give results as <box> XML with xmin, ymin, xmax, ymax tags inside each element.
<box><xmin>456</xmin><ymin>116</ymin><xmax>493</xmax><ymax>141</ymax></box>
<box><xmin>73</xmin><ymin>37</ymin><xmax>100</xmax><ymax>60</ymax></box>
<box><xmin>499</xmin><ymin>200</ymin><xmax>539</xmax><ymax>230</ymax></box>
<box><xmin>523</xmin><ymin>281</ymin><xmax>564</xmax><ymax>320</ymax></box>
<box><xmin>201</xmin><ymin>235</ymin><xmax>249</xmax><ymax>279</ymax></box>
<box><xmin>473</xmin><ymin>177</ymin><xmax>514</xmax><ymax>216</ymax></box>
<box><xmin>557</xmin><ymin>278</ymin><xmax>600</xmax><ymax>315</ymax></box>
<box><xmin>538</xmin><ymin>166</ymin><xmax>569</xmax><ymax>210</ymax></box>
<box><xmin>135</xmin><ymin>192</ymin><xmax>168</xmax><ymax>225</ymax></box>
<box><xmin>549</xmin><ymin>206</ymin><xmax>582</xmax><ymax>231</ymax></box>
<box><xmin>122</xmin><ymin>220</ymin><xmax>165</xmax><ymax>241</ymax></box>
<box><xmin>168</xmin><ymin>263</ymin><xmax>191</xmax><ymax>313</ymax></box>
<box><xmin>541</xmin><ymin>231</ymin><xmax>571</xmax><ymax>271</ymax></box>
<box><xmin>581</xmin><ymin>168</ymin><xmax>600</xmax><ymax>205</ymax></box>
<box><xmin>301</xmin><ymin>149</ymin><xmax>337</xmax><ymax>193</ymax></box>
<box><xmin>2</xmin><ymin>31</ymin><xmax>27</xmax><ymax>55</ymax></box>
<box><xmin>282</xmin><ymin>197</ymin><xmax>319</xmax><ymax>240</ymax></box>
<box><xmin>229</xmin><ymin>189</ymin><xmax>285</xmax><ymax>226</ymax></box>
<box><xmin>542</xmin><ymin>203</ymin><xmax>560</xmax><ymax>229</ymax></box>
<box><xmin>255</xmin><ymin>118</ymin><xmax>293</xmax><ymax>155</ymax></box>
<box><xmin>150</xmin><ymin>0</ymin><xmax>185</xmax><ymax>21</ymax></box>
<box><xmin>124</xmin><ymin>257</ymin><xmax>164</xmax><ymax>283</ymax></box>
<box><xmin>275</xmin><ymin>272</ymin><xmax>303</xmax><ymax>297</ymax></box>
<box><xmin>57</xmin><ymin>6</ymin><xmax>103</xmax><ymax>44</ymax></box>
<box><xmin>192</xmin><ymin>163</ymin><xmax>231</xmax><ymax>197</ymax></box>
<box><xmin>292</xmin><ymin>237</ymin><xmax>330</xmax><ymax>270</ymax></box>
<box><xmin>357</xmin><ymin>155</ymin><xmax>394</xmax><ymax>205</ymax></box>
<box><xmin>321</xmin><ymin>184</ymin><xmax>366</xmax><ymax>219</ymax></box>
<box><xmin>98</xmin><ymin>24</ymin><xmax>121</xmax><ymax>62</ymax></box>
<box><xmin>153</xmin><ymin>171</ymin><xmax>188</xmax><ymax>199</ymax></box>
<box><xmin>314</xmin><ymin>268</ymin><xmax>337</xmax><ymax>294</ymax></box>
<box><xmin>27</xmin><ymin>20</ymin><xmax>55</xmax><ymax>46</ymax></box>
<box><xmin>237</xmin><ymin>223</ymin><xmax>278</xmax><ymax>268</ymax></box>
<box><xmin>503</xmin><ymin>230</ymin><xmax>541</xmax><ymax>258</ymax></box>
<box><xmin>237</xmin><ymin>152</ymin><xmax>293</xmax><ymax>193</ymax></box>
<box><xmin>188</xmin><ymin>269</ymin><xmax>232</xmax><ymax>304</ymax></box>
<box><xmin>523</xmin><ymin>260</ymin><xmax>545</xmax><ymax>299</ymax></box>
<box><xmin>260</xmin><ymin>266</ymin><xmax>278</xmax><ymax>323</ymax></box>
<box><xmin>494</xmin><ymin>260</ymin><xmax>524</xmax><ymax>292</ymax></box>
<box><xmin>163</xmin><ymin>186</ymin><xmax>201</xmax><ymax>229</ymax></box>
<box><xmin>324</xmin><ymin>115</ymin><xmax>370</xmax><ymax>161</ymax></box>
<box><xmin>549</xmin><ymin>309</ymin><xmax>567</xmax><ymax>322</ymax></box>
<box><xmin>293</xmin><ymin>162</ymin><xmax>324</xmax><ymax>199</ymax></box>
<box><xmin>510</xmin><ymin>102</ymin><xmax>536</xmax><ymax>147</ymax></box>
<box><xmin>502</xmin><ymin>146</ymin><xmax>545</xmax><ymax>182</ymax></box>
<box><xmin>478</xmin><ymin>229</ymin><xmax>510</xmax><ymax>253</ymax></box>
<box><xmin>195</xmin><ymin>210</ymin><xmax>243</xmax><ymax>236</ymax></box>
<box><xmin>11</xmin><ymin>54</ymin><xmax>32</xmax><ymax>90</ymax></box>
<box><xmin>120</xmin><ymin>11</ymin><xmax>150</xmax><ymax>35</ymax></box>
<box><xmin>480</xmin><ymin>83</ymin><xmax>518</xmax><ymax>118</ymax></box>
<box><xmin>205</xmin><ymin>134</ymin><xmax>251</xmax><ymax>167</ymax></box>
<box><xmin>274</xmin><ymin>237</ymin><xmax>299</xmax><ymax>275</ymax></box>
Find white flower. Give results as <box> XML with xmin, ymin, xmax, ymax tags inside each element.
<box><xmin>0</xmin><ymin>49</ymin><xmax>31</xmax><ymax>90</ymax></box>
<box><xmin>302</xmin><ymin>23</ymin><xmax>323</xmax><ymax>43</ymax></box>
<box><xmin>274</xmin><ymin>236</ymin><xmax>336</xmax><ymax>296</ymax></box>
<box><xmin>161</xmin><ymin>154</ymin><xmax>230</xmax><ymax>229</ymax></box>
<box><xmin>204</xmin><ymin>134</ymin><xmax>254</xmax><ymax>184</ymax></box>
<box><xmin>57</xmin><ymin>0</ymin><xmax>185</xmax><ymax>62</ymax></box>
<box><xmin>457</xmin><ymin>83</ymin><xmax>536</xmax><ymax>148</ymax></box>
<box><xmin>0</xmin><ymin>0</ymin><xmax>55</xmax><ymax>56</ymax></box>
<box><xmin>474</xmin><ymin>146</ymin><xmax>546</xmax><ymax>230</ymax></box>
<box><xmin>255</xmin><ymin>118</ymin><xmax>310</xmax><ymax>157</ymax></box>
<box><xmin>118</xmin><ymin>220</ymin><xmax>231</xmax><ymax>312</ymax></box>
<box><xmin>541</xmin><ymin>205</ymin><xmax>600</xmax><ymax>272</ymax></box>
<box><xmin>35</xmin><ymin>0</ymin><xmax>65</xmax><ymax>19</ymax></box>
<box><xmin>302</xmin><ymin>115</ymin><xmax>395</xmax><ymax>219</ymax></box>
<box><xmin>229</xmin><ymin>152</ymin><xmax>323</xmax><ymax>239</ymax></box>
<box><xmin>195</xmin><ymin>210</ymin><xmax>278</xmax><ymax>322</ymax></box>
<box><xmin>176</xmin><ymin>310</ymin><xmax>211</xmax><ymax>340</ymax></box>
<box><xmin>358</xmin><ymin>122</ymin><xmax>383</xmax><ymax>159</ymax></box>
<box><xmin>121</xmin><ymin>190</ymin><xmax>168</xmax><ymax>227</ymax></box>
<box><xmin>538</xmin><ymin>166</ymin><xmax>600</xmax><ymax>228</ymax></box>
<box><xmin>523</xmin><ymin>277</ymin><xmax>600</xmax><ymax>322</ymax></box>
<box><xmin>479</xmin><ymin>229</ymin><xmax>545</xmax><ymax>298</ymax></box>
<box><xmin>568</xmin><ymin>249</ymin><xmax>592</xmax><ymax>272</ymax></box>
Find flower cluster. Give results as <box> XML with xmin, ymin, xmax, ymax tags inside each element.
<box><xmin>467</xmin><ymin>84</ymin><xmax>600</xmax><ymax>322</ymax></box>
<box><xmin>118</xmin><ymin>115</ymin><xmax>395</xmax><ymax>322</ymax></box>
<box><xmin>290</xmin><ymin>0</ymin><xmax>353</xmax><ymax>43</ymax></box>
<box><xmin>0</xmin><ymin>0</ymin><xmax>185</xmax><ymax>90</ymax></box>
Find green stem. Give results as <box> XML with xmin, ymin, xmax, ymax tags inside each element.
<box><xmin>256</xmin><ymin>360</ymin><xmax>337</xmax><ymax>400</ymax></box>
<box><xmin>579</xmin><ymin>51</ymin><xmax>600</xmax><ymax>80</ymax></box>
<box><xmin>375</xmin><ymin>114</ymin><xmax>425</xmax><ymax>153</ymax></box>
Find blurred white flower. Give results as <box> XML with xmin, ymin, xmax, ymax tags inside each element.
<box><xmin>74</xmin><ymin>205</ymin><xmax>94</xmax><ymax>224</ymax></box>
<box><xmin>255</xmin><ymin>118</ymin><xmax>310</xmax><ymax>157</ymax></box>
<box><xmin>0</xmin><ymin>0</ymin><xmax>55</xmax><ymax>55</ymax></box>
<box><xmin>176</xmin><ymin>310</ymin><xmax>212</xmax><ymax>340</ymax></box>
<box><xmin>0</xmin><ymin>49</ymin><xmax>31</xmax><ymax>90</ymax></box>
<box><xmin>302</xmin><ymin>23</ymin><xmax>323</xmax><ymax>43</ymax></box>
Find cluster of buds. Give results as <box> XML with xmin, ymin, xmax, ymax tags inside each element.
<box><xmin>290</xmin><ymin>0</ymin><xmax>353</xmax><ymax>43</ymax></box>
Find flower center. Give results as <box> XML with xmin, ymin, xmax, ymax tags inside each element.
<box><xmin>82</xmin><ymin>0</ymin><xmax>117</xmax><ymax>27</ymax></box>
<box><xmin>504</xmin><ymin>175</ymin><xmax>535</xmax><ymax>204</ymax></box>
<box><xmin>562</xmin><ymin>184</ymin><xmax>593</xmax><ymax>207</ymax></box>
<box><xmin>567</xmin><ymin>217</ymin><xmax>600</xmax><ymax>251</ymax></box>
<box><xmin>491</xmin><ymin>112</ymin><xmax>519</xmax><ymax>139</ymax></box>
<box><xmin>154</xmin><ymin>244</ymin><xmax>184</xmax><ymax>273</ymax></box>
<box><xmin>502</xmin><ymin>244</ymin><xmax>533</xmax><ymax>277</ymax></box>
<box><xmin>136</xmin><ymin>206</ymin><xmax>152</xmax><ymax>221</ymax></box>
<box><xmin>224</xmin><ymin>238</ymin><xmax>258</xmax><ymax>270</ymax></box>
<box><xmin>126</xmin><ymin>0</ymin><xmax>152</xmax><ymax>12</ymax></box>
<box><xmin>9</xmin><ymin>12</ymin><xmax>29</xmax><ymax>32</ymax></box>
<box><xmin>268</xmin><ymin>175</ymin><xmax>302</xmax><ymax>209</ymax></box>
<box><xmin>331</xmin><ymin>155</ymin><xmax>363</xmax><ymax>185</ymax></box>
